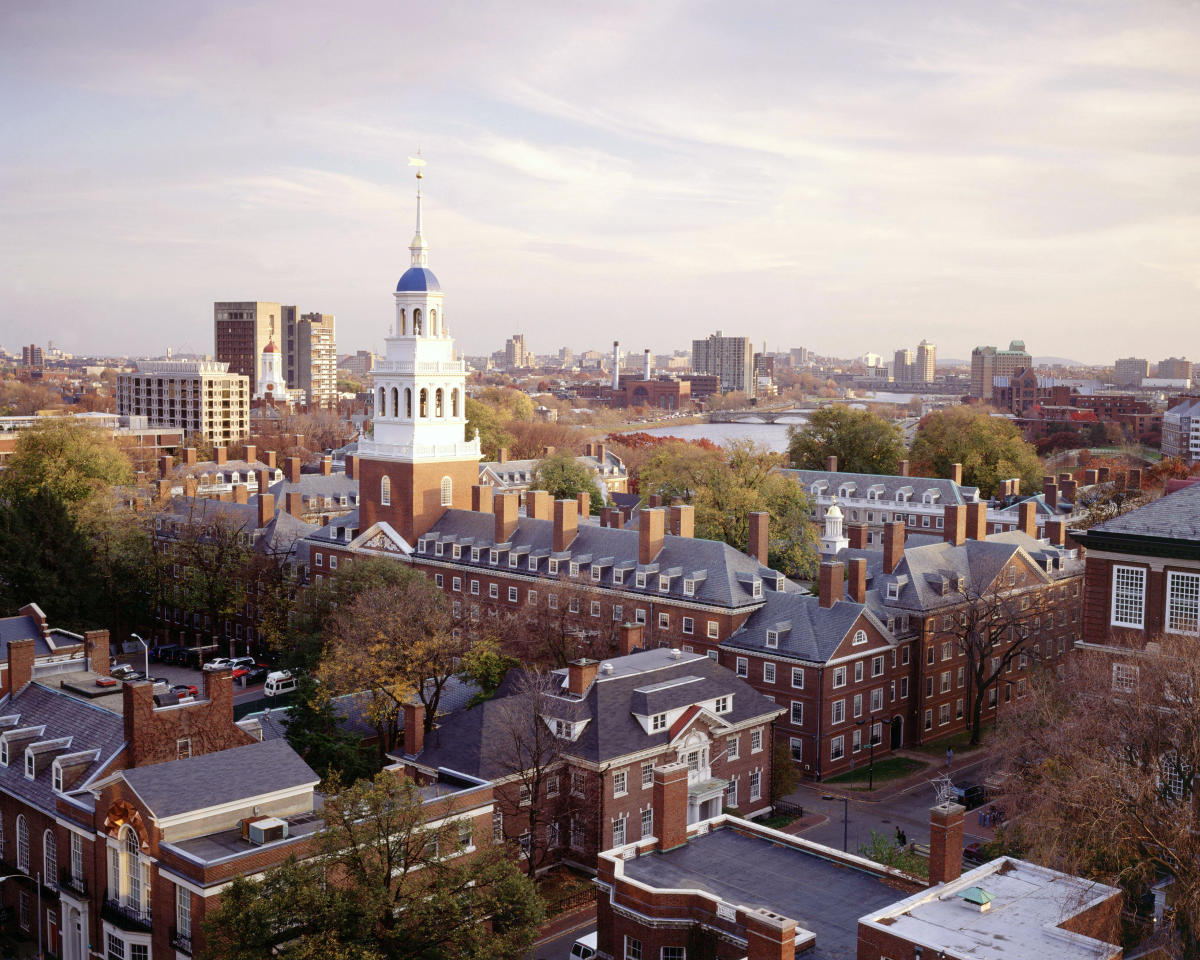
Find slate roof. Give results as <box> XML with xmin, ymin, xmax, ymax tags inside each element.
<box><xmin>120</xmin><ymin>738</ymin><xmax>318</xmax><ymax>820</ymax></box>
<box><xmin>0</xmin><ymin>615</ymin><xmax>59</xmax><ymax>658</ymax></box>
<box><xmin>307</xmin><ymin>507</ymin><xmax>361</xmax><ymax>544</ymax></box>
<box><xmin>267</xmin><ymin>472</ymin><xmax>358</xmax><ymax>503</ymax></box>
<box><xmin>721</xmin><ymin>591</ymin><xmax>884</xmax><ymax>665</ymax></box>
<box><xmin>480</xmin><ymin>452</ymin><xmax>627</xmax><ymax>487</ymax></box>
<box><xmin>156</xmin><ymin>496</ymin><xmax>317</xmax><ymax>557</ymax></box>
<box><xmin>782</xmin><ymin>469</ymin><xmax>982</xmax><ymax>505</ymax></box>
<box><xmin>418</xmin><ymin>509</ymin><xmax>780</xmax><ymax>610</ymax></box>
<box><xmin>990</xmin><ymin>492</ymin><xmax>1075</xmax><ymax>520</ymax></box>
<box><xmin>0</xmin><ymin>682</ymin><xmax>126</xmax><ymax>815</ymax></box>
<box><xmin>414</xmin><ymin>648</ymin><xmax>782</xmax><ymax>778</ymax></box>
<box><xmin>172</xmin><ymin>460</ymin><xmax>283</xmax><ymax>481</ymax></box>
<box><xmin>1077</xmin><ymin>481</ymin><xmax>1200</xmax><ymax>541</ymax></box>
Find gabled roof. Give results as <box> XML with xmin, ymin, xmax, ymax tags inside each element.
<box><xmin>721</xmin><ymin>591</ymin><xmax>884</xmax><ymax>664</ymax></box>
<box><xmin>1077</xmin><ymin>481</ymin><xmax>1200</xmax><ymax>541</ymax></box>
<box><xmin>267</xmin><ymin>472</ymin><xmax>358</xmax><ymax>500</ymax></box>
<box><xmin>782</xmin><ymin>469</ymin><xmax>981</xmax><ymax>505</ymax></box>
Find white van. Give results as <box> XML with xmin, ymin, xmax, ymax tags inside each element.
<box><xmin>569</xmin><ymin>933</ymin><xmax>597</xmax><ymax>960</ymax></box>
<box><xmin>264</xmin><ymin>671</ymin><xmax>297</xmax><ymax>697</ymax></box>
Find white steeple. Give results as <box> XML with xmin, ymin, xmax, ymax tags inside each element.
<box><xmin>255</xmin><ymin>340</ymin><xmax>286</xmax><ymax>401</ymax></box>
<box><xmin>410</xmin><ymin>163</ymin><xmax>429</xmax><ymax>267</ymax></box>
<box><xmin>820</xmin><ymin>497</ymin><xmax>850</xmax><ymax>556</ymax></box>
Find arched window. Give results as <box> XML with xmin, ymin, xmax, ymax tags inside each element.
<box><xmin>413</xmin><ymin>308</ymin><xmax>422</xmax><ymax>335</ymax></box>
<box><xmin>441</xmin><ymin>476</ymin><xmax>453</xmax><ymax>506</ymax></box>
<box><xmin>430</xmin><ymin>308</ymin><xmax>437</xmax><ymax>334</ymax></box>
<box><xmin>377</xmin><ymin>386</ymin><xmax>385</xmax><ymax>415</ymax></box>
<box><xmin>390</xmin><ymin>387</ymin><xmax>399</xmax><ymax>419</ymax></box>
<box><xmin>405</xmin><ymin>388</ymin><xmax>412</xmax><ymax>419</ymax></box>
<box><xmin>399</xmin><ymin>307</ymin><xmax>406</xmax><ymax>335</ymax></box>
<box><xmin>15</xmin><ymin>815</ymin><xmax>28</xmax><ymax>873</ymax></box>
<box><xmin>43</xmin><ymin>829</ymin><xmax>56</xmax><ymax>884</ymax></box>
<box><xmin>119</xmin><ymin>825</ymin><xmax>145</xmax><ymax>913</ymax></box>
<box><xmin>435</xmin><ymin>388</ymin><xmax>444</xmax><ymax>417</ymax></box>
<box><xmin>451</xmin><ymin>388</ymin><xmax>460</xmax><ymax>417</ymax></box>
<box><xmin>419</xmin><ymin>389</ymin><xmax>429</xmax><ymax>418</ymax></box>
<box><xmin>381</xmin><ymin>476</ymin><xmax>392</xmax><ymax>507</ymax></box>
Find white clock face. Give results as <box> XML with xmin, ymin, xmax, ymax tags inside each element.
<box><xmin>266</xmin><ymin>383</ymin><xmax>274</xmax><ymax>391</ymax></box>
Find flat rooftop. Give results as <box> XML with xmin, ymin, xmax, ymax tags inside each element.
<box><xmin>622</xmin><ymin>826</ymin><xmax>906</xmax><ymax>960</ymax></box>
<box><xmin>164</xmin><ymin>805</ymin><xmax>324</xmax><ymax>866</ymax></box>
<box><xmin>862</xmin><ymin>857</ymin><xmax>1121</xmax><ymax>960</ymax></box>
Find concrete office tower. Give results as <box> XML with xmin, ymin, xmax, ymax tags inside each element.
<box><xmin>280</xmin><ymin>307</ymin><xmax>338</xmax><ymax>408</ymax></box>
<box><xmin>214</xmin><ymin>301</ymin><xmax>282</xmax><ymax>395</ymax></box>
<box><xmin>1113</xmin><ymin>357</ymin><xmax>1149</xmax><ymax>387</ymax></box>
<box><xmin>612</xmin><ymin>341</ymin><xmax>620</xmax><ymax>390</ymax></box>
<box><xmin>504</xmin><ymin>334</ymin><xmax>532</xmax><ymax>371</ymax></box>
<box><xmin>1158</xmin><ymin>357</ymin><xmax>1192</xmax><ymax>380</ymax></box>
<box><xmin>691</xmin><ymin>330</ymin><xmax>756</xmax><ymax>397</ymax></box>
<box><xmin>117</xmin><ymin>360</ymin><xmax>250</xmax><ymax>443</ymax></box>
<box><xmin>893</xmin><ymin>348</ymin><xmax>913</xmax><ymax>382</ymax></box>
<box><xmin>970</xmin><ymin>340</ymin><xmax>1031</xmax><ymax>398</ymax></box>
<box><xmin>916</xmin><ymin>339</ymin><xmax>936</xmax><ymax>383</ymax></box>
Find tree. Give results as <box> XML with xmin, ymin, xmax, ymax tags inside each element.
<box><xmin>200</xmin><ymin>772</ymin><xmax>544</xmax><ymax>960</ymax></box>
<box><xmin>996</xmin><ymin>635</ymin><xmax>1200</xmax><ymax>956</ymax></box>
<box><xmin>284</xmin><ymin>675</ymin><xmax>375</xmax><ymax>784</ymax></box>
<box><xmin>787</xmin><ymin>405</ymin><xmax>906</xmax><ymax>475</ymax></box>
<box><xmin>534</xmin><ymin>451</ymin><xmax>603</xmax><ymax>511</ymax></box>
<box><xmin>909</xmin><ymin>407</ymin><xmax>1043</xmax><ymax>498</ymax></box>
<box><xmin>171</xmin><ymin>509</ymin><xmax>255</xmax><ymax>655</ymax></box>
<box><xmin>770</xmin><ymin>738</ymin><xmax>799</xmax><ymax>804</ymax></box>
<box><xmin>465</xmin><ymin>397</ymin><xmax>515</xmax><ymax>461</ymax></box>
<box><xmin>703</xmin><ymin>390</ymin><xmax>750</xmax><ymax>411</ymax></box>
<box><xmin>488</xmin><ymin>581</ymin><xmax>614</xmax><ymax>668</ymax></box>
<box><xmin>0</xmin><ymin>421</ymin><xmax>133</xmax><ymax>507</ymax></box>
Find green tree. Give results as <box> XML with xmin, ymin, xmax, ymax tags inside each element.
<box><xmin>284</xmin><ymin>675</ymin><xmax>375</xmax><ymax>784</ymax></box>
<box><xmin>787</xmin><ymin>405</ymin><xmax>906</xmax><ymax>475</ymax></box>
<box><xmin>200</xmin><ymin>773</ymin><xmax>544</xmax><ymax>960</ymax></box>
<box><xmin>0</xmin><ymin>421</ymin><xmax>133</xmax><ymax>507</ymax></box>
<box><xmin>909</xmin><ymin>407</ymin><xmax>1043</xmax><ymax>498</ymax></box>
<box><xmin>533</xmin><ymin>450</ymin><xmax>603</xmax><ymax>512</ymax></box>
<box><xmin>465</xmin><ymin>397</ymin><xmax>515</xmax><ymax>461</ymax></box>
<box><xmin>770</xmin><ymin>738</ymin><xmax>800</xmax><ymax>803</ymax></box>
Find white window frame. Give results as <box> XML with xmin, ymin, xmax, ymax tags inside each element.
<box><xmin>1166</xmin><ymin>571</ymin><xmax>1200</xmax><ymax>636</ymax></box>
<box><xmin>1111</xmin><ymin>564</ymin><xmax>1146</xmax><ymax>628</ymax></box>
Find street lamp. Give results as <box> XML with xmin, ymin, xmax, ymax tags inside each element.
<box><xmin>0</xmin><ymin>872</ymin><xmax>42</xmax><ymax>959</ymax></box>
<box><xmin>822</xmin><ymin>794</ymin><xmax>849</xmax><ymax>852</ymax></box>
<box><xmin>131</xmin><ymin>633</ymin><xmax>150</xmax><ymax>681</ymax></box>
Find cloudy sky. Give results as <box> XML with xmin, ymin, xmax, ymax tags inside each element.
<box><xmin>2</xmin><ymin>0</ymin><xmax>1198</xmax><ymax>364</ymax></box>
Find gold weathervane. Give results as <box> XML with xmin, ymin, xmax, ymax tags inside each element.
<box><xmin>408</xmin><ymin>152</ymin><xmax>426</xmax><ymax>180</ymax></box>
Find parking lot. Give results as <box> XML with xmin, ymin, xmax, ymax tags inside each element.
<box><xmin>112</xmin><ymin>650</ymin><xmax>270</xmax><ymax>704</ymax></box>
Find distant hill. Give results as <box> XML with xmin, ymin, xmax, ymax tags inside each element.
<box><xmin>1033</xmin><ymin>356</ymin><xmax>1088</xmax><ymax>367</ymax></box>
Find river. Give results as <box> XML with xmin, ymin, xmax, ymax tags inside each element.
<box><xmin>637</xmin><ymin>420</ymin><xmax>801</xmax><ymax>453</ymax></box>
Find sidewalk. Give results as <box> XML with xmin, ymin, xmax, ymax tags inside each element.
<box><xmin>784</xmin><ymin>744</ymin><xmax>995</xmax><ymax>806</ymax></box>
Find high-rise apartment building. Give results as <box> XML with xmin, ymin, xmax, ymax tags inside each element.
<box><xmin>21</xmin><ymin>344</ymin><xmax>43</xmax><ymax>369</ymax></box>
<box><xmin>915</xmin><ymin>339</ymin><xmax>936</xmax><ymax>382</ymax></box>
<box><xmin>214</xmin><ymin>301</ymin><xmax>281</xmax><ymax>395</ymax></box>
<box><xmin>1158</xmin><ymin>357</ymin><xmax>1192</xmax><ymax>380</ymax></box>
<box><xmin>504</xmin><ymin>334</ymin><xmax>533</xmax><ymax>370</ymax></box>
<box><xmin>294</xmin><ymin>312</ymin><xmax>338</xmax><ymax>408</ymax></box>
<box><xmin>340</xmin><ymin>350</ymin><xmax>377</xmax><ymax>379</ymax></box>
<box><xmin>691</xmin><ymin>330</ymin><xmax>755</xmax><ymax>396</ymax></box>
<box><xmin>1113</xmin><ymin>357</ymin><xmax>1149</xmax><ymax>387</ymax></box>
<box><xmin>117</xmin><ymin>360</ymin><xmax>249</xmax><ymax>443</ymax></box>
<box><xmin>893</xmin><ymin>348</ymin><xmax>913</xmax><ymax>382</ymax></box>
<box><xmin>970</xmin><ymin>341</ymin><xmax>1031</xmax><ymax>398</ymax></box>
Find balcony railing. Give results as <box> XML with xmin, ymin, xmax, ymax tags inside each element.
<box><xmin>102</xmin><ymin>894</ymin><xmax>152</xmax><ymax>932</ymax></box>
<box><xmin>170</xmin><ymin>926</ymin><xmax>193</xmax><ymax>955</ymax></box>
<box><xmin>59</xmin><ymin>869</ymin><xmax>87</xmax><ymax>897</ymax></box>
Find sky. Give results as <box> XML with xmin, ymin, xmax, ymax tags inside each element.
<box><xmin>2</xmin><ymin>0</ymin><xmax>1199</xmax><ymax>365</ymax></box>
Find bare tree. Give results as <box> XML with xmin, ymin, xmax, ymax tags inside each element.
<box><xmin>481</xmin><ymin>582</ymin><xmax>616</xmax><ymax>669</ymax></box>
<box><xmin>491</xmin><ymin>670</ymin><xmax>584</xmax><ymax>877</ymax></box>
<box><xmin>996</xmin><ymin>635</ymin><xmax>1200</xmax><ymax>957</ymax></box>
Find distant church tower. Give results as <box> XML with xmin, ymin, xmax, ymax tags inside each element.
<box><xmin>356</xmin><ymin>160</ymin><xmax>481</xmax><ymax>545</ymax></box>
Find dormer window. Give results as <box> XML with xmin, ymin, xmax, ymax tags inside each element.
<box><xmin>527</xmin><ymin>556</ymin><xmax>537</xmax><ymax>571</ymax></box>
<box><xmin>417</xmin><ymin>540</ymin><xmax>428</xmax><ymax>554</ymax></box>
<box><xmin>548</xmin><ymin>559</ymin><xmax>559</xmax><ymax>575</ymax></box>
<box><xmin>683</xmin><ymin>578</ymin><xmax>695</xmax><ymax>596</ymax></box>
<box><xmin>52</xmin><ymin>764</ymin><xmax>62</xmax><ymax>793</ymax></box>
<box><xmin>766</xmin><ymin>630</ymin><xmax>779</xmax><ymax>648</ymax></box>
<box><xmin>570</xmin><ymin>562</ymin><xmax>580</xmax><ymax>578</ymax></box>
<box><xmin>714</xmin><ymin>696</ymin><xmax>730</xmax><ymax>714</ymax></box>
<box><xmin>887</xmin><ymin>582</ymin><xmax>900</xmax><ymax>600</ymax></box>
<box><xmin>24</xmin><ymin>751</ymin><xmax>34</xmax><ymax>780</ymax></box>
<box><xmin>1</xmin><ymin>740</ymin><xmax>8</xmax><ymax>766</ymax></box>
<box><xmin>659</xmin><ymin>576</ymin><xmax>670</xmax><ymax>592</ymax></box>
<box><xmin>613</xmin><ymin>569</ymin><xmax>624</xmax><ymax>586</ymax></box>
<box><xmin>452</xmin><ymin>545</ymin><xmax>462</xmax><ymax>559</ymax></box>
<box><xmin>471</xmin><ymin>547</ymin><xmax>481</xmax><ymax>562</ymax></box>
<box><xmin>635</xmin><ymin>572</ymin><xmax>648</xmax><ymax>588</ymax></box>
<box><xmin>651</xmin><ymin>713</ymin><xmax>667</xmax><ymax>731</ymax></box>
<box><xmin>489</xmin><ymin>549</ymin><xmax>499</xmax><ymax>565</ymax></box>
<box><xmin>509</xmin><ymin>553</ymin><xmax>519</xmax><ymax>568</ymax></box>
<box><xmin>591</xmin><ymin>566</ymin><xmax>602</xmax><ymax>582</ymax></box>
<box><xmin>434</xmin><ymin>541</ymin><xmax>443</xmax><ymax>556</ymax></box>
<box><xmin>752</xmin><ymin>580</ymin><xmax>763</xmax><ymax>599</ymax></box>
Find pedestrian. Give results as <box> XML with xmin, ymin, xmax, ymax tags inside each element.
<box><xmin>895</xmin><ymin>826</ymin><xmax>903</xmax><ymax>846</ymax></box>
<box><xmin>946</xmin><ymin>746</ymin><xmax>954</xmax><ymax>767</ymax></box>
<box><xmin>899</xmin><ymin>828</ymin><xmax>907</xmax><ymax>847</ymax></box>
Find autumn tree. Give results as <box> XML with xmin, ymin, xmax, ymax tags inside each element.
<box><xmin>0</xmin><ymin>420</ymin><xmax>133</xmax><ymax>506</ymax></box>
<box><xmin>996</xmin><ymin>636</ymin><xmax>1200</xmax><ymax>956</ymax></box>
<box><xmin>909</xmin><ymin>406</ymin><xmax>1043</xmax><ymax>497</ymax></box>
<box><xmin>171</xmin><ymin>508</ymin><xmax>255</xmax><ymax>654</ymax></box>
<box><xmin>787</xmin><ymin>405</ymin><xmax>906</xmax><ymax>475</ymax></box>
<box><xmin>487</xmin><ymin>581</ymin><xmax>614</xmax><ymax>668</ymax></box>
<box><xmin>534</xmin><ymin>450</ymin><xmax>603</xmax><ymax>511</ymax></box>
<box><xmin>200</xmin><ymin>772</ymin><xmax>544</xmax><ymax>960</ymax></box>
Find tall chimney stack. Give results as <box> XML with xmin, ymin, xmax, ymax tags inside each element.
<box><xmin>882</xmin><ymin>520</ymin><xmax>905</xmax><ymax>575</ymax></box>
<box><xmin>612</xmin><ymin>340</ymin><xmax>621</xmax><ymax>391</ymax></box>
<box><xmin>643</xmin><ymin>348</ymin><xmax>651</xmax><ymax>381</ymax></box>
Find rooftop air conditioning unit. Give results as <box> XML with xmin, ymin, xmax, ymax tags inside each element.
<box><xmin>247</xmin><ymin>817</ymin><xmax>288</xmax><ymax>846</ymax></box>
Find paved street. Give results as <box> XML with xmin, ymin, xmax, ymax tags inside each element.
<box><xmin>530</xmin><ymin>918</ymin><xmax>595</xmax><ymax>960</ymax></box>
<box><xmin>112</xmin><ymin>652</ymin><xmax>268</xmax><ymax>705</ymax></box>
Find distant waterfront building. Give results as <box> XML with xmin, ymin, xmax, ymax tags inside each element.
<box><xmin>117</xmin><ymin>360</ymin><xmax>250</xmax><ymax>443</ymax></box>
<box><xmin>214</xmin><ymin>301</ymin><xmax>281</xmax><ymax>395</ymax></box>
<box><xmin>915</xmin><ymin>338</ymin><xmax>936</xmax><ymax>382</ymax></box>
<box><xmin>504</xmin><ymin>333</ymin><xmax>533</xmax><ymax>370</ymax></box>
<box><xmin>1113</xmin><ymin>357</ymin><xmax>1149</xmax><ymax>387</ymax></box>
<box><xmin>1158</xmin><ymin>356</ymin><xmax>1192</xmax><ymax>380</ymax></box>
<box><xmin>691</xmin><ymin>330</ymin><xmax>755</xmax><ymax>397</ymax></box>
<box><xmin>970</xmin><ymin>340</ymin><xmax>1031</xmax><ymax>398</ymax></box>
<box><xmin>892</xmin><ymin>348</ymin><xmax>913</xmax><ymax>382</ymax></box>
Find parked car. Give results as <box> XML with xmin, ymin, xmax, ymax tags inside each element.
<box><xmin>152</xmin><ymin>644</ymin><xmax>180</xmax><ymax>663</ymax></box>
<box><xmin>963</xmin><ymin>842</ymin><xmax>990</xmax><ymax>867</ymax></box>
<box><xmin>171</xmin><ymin>683</ymin><xmax>199</xmax><ymax>698</ymax></box>
<box><xmin>953</xmin><ymin>783</ymin><xmax>987</xmax><ymax>810</ymax></box>
<box><xmin>109</xmin><ymin>664</ymin><xmax>140</xmax><ymax>681</ymax></box>
<box><xmin>569</xmin><ymin>933</ymin><xmax>597</xmax><ymax>960</ymax></box>
<box><xmin>264</xmin><ymin>671</ymin><xmax>297</xmax><ymax>697</ymax></box>
<box><xmin>239</xmin><ymin>663</ymin><xmax>270</xmax><ymax>683</ymax></box>
<box><xmin>202</xmin><ymin>657</ymin><xmax>233</xmax><ymax>672</ymax></box>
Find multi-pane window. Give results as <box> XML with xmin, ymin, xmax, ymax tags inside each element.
<box><xmin>1167</xmin><ymin>572</ymin><xmax>1200</xmax><ymax>635</ymax></box>
<box><xmin>871</xmin><ymin>655</ymin><xmax>884</xmax><ymax>677</ymax></box>
<box><xmin>641</xmin><ymin>808</ymin><xmax>654</xmax><ymax>839</ymax></box>
<box><xmin>1112</xmin><ymin>663</ymin><xmax>1138</xmax><ymax>693</ymax></box>
<box><xmin>15</xmin><ymin>815</ymin><xmax>28</xmax><ymax>873</ymax></box>
<box><xmin>790</xmin><ymin>737</ymin><xmax>803</xmax><ymax>761</ymax></box>
<box><xmin>790</xmin><ymin>701</ymin><xmax>803</xmax><ymax>725</ymax></box>
<box><xmin>727</xmin><ymin>735</ymin><xmax>739</xmax><ymax>760</ymax></box>
<box><xmin>833</xmin><ymin>666</ymin><xmax>846</xmax><ymax>688</ymax></box>
<box><xmin>612</xmin><ymin>815</ymin><xmax>627</xmax><ymax>846</ymax></box>
<box><xmin>870</xmin><ymin>688</ymin><xmax>883</xmax><ymax>712</ymax></box>
<box><xmin>791</xmin><ymin>667</ymin><xmax>804</xmax><ymax>689</ymax></box>
<box><xmin>642</xmin><ymin>762</ymin><xmax>654</xmax><ymax>789</ymax></box>
<box><xmin>1112</xmin><ymin>565</ymin><xmax>1146</xmax><ymax>627</ymax></box>
<box><xmin>750</xmin><ymin>728</ymin><xmax>763</xmax><ymax>752</ymax></box>
<box><xmin>626</xmin><ymin>937</ymin><xmax>643</xmax><ymax>960</ymax></box>
<box><xmin>831</xmin><ymin>699</ymin><xmax>845</xmax><ymax>724</ymax></box>
<box><xmin>682</xmin><ymin>617</ymin><xmax>694</xmax><ymax>635</ymax></box>
<box><xmin>176</xmin><ymin>884</ymin><xmax>192</xmax><ymax>939</ymax></box>
<box><xmin>613</xmin><ymin>770</ymin><xmax>628</xmax><ymax>797</ymax></box>
<box><xmin>662</xmin><ymin>948</ymin><xmax>686</xmax><ymax>960</ymax></box>
<box><xmin>830</xmin><ymin>736</ymin><xmax>845</xmax><ymax>761</ymax></box>
<box><xmin>749</xmin><ymin>770</ymin><xmax>761</xmax><ymax>801</ymax></box>
<box><xmin>854</xmin><ymin>661</ymin><xmax>864</xmax><ymax>683</ymax></box>
<box><xmin>852</xmin><ymin>693</ymin><xmax>862</xmax><ymax>718</ymax></box>
<box><xmin>763</xmin><ymin>662</ymin><xmax>776</xmax><ymax>684</ymax></box>
<box><xmin>736</xmin><ymin>657</ymin><xmax>748</xmax><ymax>678</ymax></box>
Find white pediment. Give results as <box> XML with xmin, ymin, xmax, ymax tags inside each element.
<box><xmin>348</xmin><ymin>521</ymin><xmax>413</xmax><ymax>556</ymax></box>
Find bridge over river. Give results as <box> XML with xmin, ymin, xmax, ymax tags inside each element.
<box><xmin>707</xmin><ymin>408</ymin><xmax>815</xmax><ymax>424</ymax></box>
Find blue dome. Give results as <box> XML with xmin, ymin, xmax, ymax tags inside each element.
<box><xmin>396</xmin><ymin>266</ymin><xmax>441</xmax><ymax>293</ymax></box>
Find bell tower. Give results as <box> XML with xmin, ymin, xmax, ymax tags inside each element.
<box><xmin>356</xmin><ymin>158</ymin><xmax>481</xmax><ymax>545</ymax></box>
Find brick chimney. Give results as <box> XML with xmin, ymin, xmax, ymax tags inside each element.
<box><xmin>84</xmin><ymin>630</ymin><xmax>110</xmax><ymax>675</ymax></box>
<box><xmin>847</xmin><ymin>557</ymin><xmax>867</xmax><ymax>604</ymax></box>
<box><xmin>950</xmin><ymin>462</ymin><xmax>963</xmax><ymax>485</ymax></box>
<box><xmin>929</xmin><ymin>801</ymin><xmax>966</xmax><ymax>885</ymax></box>
<box><xmin>256</xmin><ymin>468</ymin><xmax>272</xmax><ymax>496</ymax></box>
<box><xmin>608</xmin><ymin>507</ymin><xmax>624</xmax><ymax>529</ymax></box>
<box><xmin>527</xmin><ymin>490</ymin><xmax>551</xmax><ymax>521</ymax></box>
<box><xmin>158</xmin><ymin>454</ymin><xmax>172</xmax><ymax>479</ymax></box>
<box><xmin>1114</xmin><ymin>473</ymin><xmax>1127</xmax><ymax>493</ymax></box>
<box><xmin>597</xmin><ymin>443</ymin><xmax>607</xmax><ymax>463</ymax></box>
<box><xmin>345</xmin><ymin>454</ymin><xmax>356</xmax><ymax>480</ymax></box>
<box><xmin>1084</xmin><ymin>468</ymin><xmax>1098</xmax><ymax>485</ymax></box>
<box><xmin>182</xmin><ymin>447</ymin><xmax>197</xmax><ymax>466</ymax></box>
<box><xmin>882</xmin><ymin>520</ymin><xmax>905</xmax><ymax>574</ymax></box>
<box><xmin>1018</xmin><ymin>500</ymin><xmax>1038</xmax><ymax>537</ymax></box>
<box><xmin>403</xmin><ymin>701</ymin><xmax>426</xmax><ymax>756</ymax></box>
<box><xmin>183</xmin><ymin>477</ymin><xmax>198</xmax><ymax>498</ymax></box>
<box><xmin>965</xmin><ymin>501</ymin><xmax>987</xmax><ymax>541</ymax></box>
<box><xmin>1128</xmin><ymin>468</ymin><xmax>1143</xmax><ymax>490</ymax></box>
<box><xmin>263</xmin><ymin>450</ymin><xmax>278</xmax><ymax>469</ymax></box>
<box><xmin>7</xmin><ymin>638</ymin><xmax>35</xmax><ymax>694</ymax></box>
<box><xmin>826</xmin><ymin>455</ymin><xmax>838</xmax><ymax>473</ymax></box>
<box><xmin>320</xmin><ymin>456</ymin><xmax>332</xmax><ymax>476</ymax></box>
<box><xmin>494</xmin><ymin>492</ymin><xmax>519</xmax><ymax>543</ymax></box>
<box><xmin>745</xmin><ymin>909</ymin><xmax>798</xmax><ymax>960</ymax></box>
<box><xmin>286</xmin><ymin>491</ymin><xmax>304</xmax><ymax>517</ymax></box>
<box><xmin>576</xmin><ymin>491</ymin><xmax>591</xmax><ymax>519</ymax></box>
<box><xmin>1057</xmin><ymin>472</ymin><xmax>1071</xmax><ymax>484</ymax></box>
<box><xmin>748</xmin><ymin>511</ymin><xmax>769</xmax><ymax>565</ymax></box>
<box><xmin>554</xmin><ymin>499</ymin><xmax>579</xmax><ymax>552</ymax></box>
<box><xmin>943</xmin><ymin>504</ymin><xmax>967</xmax><ymax>546</ymax></box>
<box><xmin>567</xmin><ymin>658</ymin><xmax>599</xmax><ymax>697</ymax></box>
<box><xmin>497</xmin><ymin>447</ymin><xmax>509</xmax><ymax>464</ymax></box>
<box><xmin>156</xmin><ymin>479</ymin><xmax>171</xmax><ymax>500</ymax></box>
<box><xmin>898</xmin><ymin>459</ymin><xmax>910</xmax><ymax>477</ymax></box>
<box><xmin>1010</xmin><ymin>477</ymin><xmax>1021</xmax><ymax>497</ymax></box>
<box><xmin>818</xmin><ymin>561</ymin><xmax>844</xmax><ymax>608</ymax></box>
<box><xmin>122</xmin><ymin>680</ymin><xmax>157</xmax><ymax>763</ymax></box>
<box><xmin>257</xmin><ymin>493</ymin><xmax>275</xmax><ymax>529</ymax></box>
<box><xmin>233</xmin><ymin>484</ymin><xmax>249</xmax><ymax>504</ymax></box>
<box><xmin>472</xmin><ymin>484</ymin><xmax>494</xmax><ymax>514</ymax></box>
<box><xmin>1042</xmin><ymin>476</ymin><xmax>1058</xmax><ymax>510</ymax></box>
<box><xmin>1098</xmin><ymin>466</ymin><xmax>1111</xmax><ymax>482</ymax></box>
<box><xmin>653</xmin><ymin>762</ymin><xmax>690</xmax><ymax>852</ymax></box>
<box><xmin>1060</xmin><ymin>478</ymin><xmax>1078</xmax><ymax>503</ymax></box>
<box><xmin>244</xmin><ymin>444</ymin><xmax>257</xmax><ymax>465</ymax></box>
<box><xmin>846</xmin><ymin>523</ymin><xmax>868</xmax><ymax>549</ymax></box>
<box><xmin>618</xmin><ymin>622</ymin><xmax>645</xmax><ymax>656</ymax></box>
<box><xmin>214</xmin><ymin>446</ymin><xmax>227</xmax><ymax>466</ymax></box>
<box><xmin>286</xmin><ymin>456</ymin><xmax>301</xmax><ymax>483</ymax></box>
<box><xmin>649</xmin><ymin>494</ymin><xmax>663</xmax><ymax>508</ymax></box>
<box><xmin>1045</xmin><ymin>519</ymin><xmax>1066</xmax><ymax>546</ymax></box>
<box><xmin>639</xmin><ymin>508</ymin><xmax>666</xmax><ymax>564</ymax></box>
<box><xmin>670</xmin><ymin>504</ymin><xmax>694</xmax><ymax>538</ymax></box>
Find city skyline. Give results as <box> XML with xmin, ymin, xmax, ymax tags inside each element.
<box><xmin>2</xmin><ymin>1</ymin><xmax>1199</xmax><ymax>363</ymax></box>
